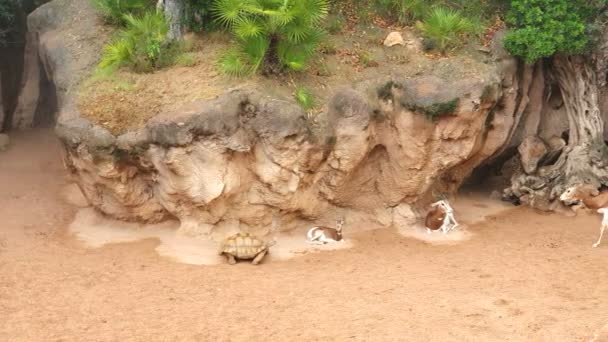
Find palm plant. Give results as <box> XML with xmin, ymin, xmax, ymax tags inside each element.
<box><xmin>99</xmin><ymin>11</ymin><xmax>170</xmax><ymax>73</ymax></box>
<box><xmin>91</xmin><ymin>0</ymin><xmax>150</xmax><ymax>26</ymax></box>
<box><xmin>415</xmin><ymin>6</ymin><xmax>481</xmax><ymax>54</ymax></box>
<box><xmin>213</xmin><ymin>0</ymin><xmax>328</xmax><ymax>76</ymax></box>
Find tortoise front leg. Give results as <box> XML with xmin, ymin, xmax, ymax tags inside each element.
<box><xmin>226</xmin><ymin>254</ymin><xmax>237</xmax><ymax>265</ymax></box>
<box><xmin>251</xmin><ymin>250</ymin><xmax>268</xmax><ymax>265</ymax></box>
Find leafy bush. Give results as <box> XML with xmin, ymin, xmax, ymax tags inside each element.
<box><xmin>503</xmin><ymin>0</ymin><xmax>602</xmax><ymax>64</ymax></box>
<box><xmin>0</xmin><ymin>0</ymin><xmax>16</xmax><ymax>46</ymax></box>
<box><xmin>416</xmin><ymin>6</ymin><xmax>481</xmax><ymax>54</ymax></box>
<box><xmin>374</xmin><ymin>0</ymin><xmax>427</xmax><ymax>24</ymax></box>
<box><xmin>91</xmin><ymin>0</ymin><xmax>150</xmax><ymax>26</ymax></box>
<box><xmin>213</xmin><ymin>0</ymin><xmax>328</xmax><ymax>76</ymax></box>
<box><xmin>99</xmin><ymin>11</ymin><xmax>170</xmax><ymax>73</ymax></box>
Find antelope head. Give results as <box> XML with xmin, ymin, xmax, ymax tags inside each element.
<box><xmin>336</xmin><ymin>217</ymin><xmax>345</xmax><ymax>239</ymax></box>
<box><xmin>560</xmin><ymin>184</ymin><xmax>599</xmax><ymax>204</ymax></box>
<box><xmin>431</xmin><ymin>199</ymin><xmax>453</xmax><ymax>214</ymax></box>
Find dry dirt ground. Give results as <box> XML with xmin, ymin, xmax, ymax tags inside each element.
<box><xmin>2</xmin><ymin>130</ymin><xmax>608</xmax><ymax>341</ymax></box>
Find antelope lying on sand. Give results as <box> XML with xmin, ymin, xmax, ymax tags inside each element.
<box><xmin>306</xmin><ymin>218</ymin><xmax>344</xmax><ymax>244</ymax></box>
<box><xmin>425</xmin><ymin>199</ymin><xmax>459</xmax><ymax>234</ymax></box>
<box><xmin>560</xmin><ymin>185</ymin><xmax>608</xmax><ymax>247</ymax></box>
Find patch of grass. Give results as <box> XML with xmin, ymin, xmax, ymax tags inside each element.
<box><xmin>91</xmin><ymin>0</ymin><xmax>150</xmax><ymax>26</ymax></box>
<box><xmin>377</xmin><ymin>81</ymin><xmax>401</xmax><ymax>101</ymax></box>
<box><xmin>374</xmin><ymin>0</ymin><xmax>427</xmax><ymax>25</ymax></box>
<box><xmin>82</xmin><ymin>69</ymin><xmax>136</xmax><ymax>93</ymax></box>
<box><xmin>175</xmin><ymin>52</ymin><xmax>198</xmax><ymax>67</ymax></box>
<box><xmin>357</xmin><ymin>50</ymin><xmax>378</xmax><ymax>68</ymax></box>
<box><xmin>406</xmin><ymin>97</ymin><xmax>460</xmax><ymax>121</ymax></box>
<box><xmin>415</xmin><ymin>6</ymin><xmax>482</xmax><ymax>54</ymax></box>
<box><xmin>318</xmin><ymin>40</ymin><xmax>337</xmax><ymax>55</ymax></box>
<box><xmin>356</xmin><ymin>3</ymin><xmax>375</xmax><ymax>25</ymax></box>
<box><xmin>326</xmin><ymin>13</ymin><xmax>346</xmax><ymax>34</ymax></box>
<box><xmin>294</xmin><ymin>86</ymin><xmax>316</xmax><ymax>111</ymax></box>
<box><xmin>480</xmin><ymin>84</ymin><xmax>496</xmax><ymax>104</ymax></box>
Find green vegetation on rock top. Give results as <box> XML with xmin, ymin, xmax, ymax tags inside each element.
<box><xmin>504</xmin><ymin>0</ymin><xmax>607</xmax><ymax>63</ymax></box>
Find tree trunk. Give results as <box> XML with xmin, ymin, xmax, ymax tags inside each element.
<box><xmin>158</xmin><ymin>0</ymin><xmax>184</xmax><ymax>41</ymax></box>
<box><xmin>504</xmin><ymin>55</ymin><xmax>608</xmax><ymax>208</ymax></box>
<box><xmin>262</xmin><ymin>35</ymin><xmax>282</xmax><ymax>75</ymax></box>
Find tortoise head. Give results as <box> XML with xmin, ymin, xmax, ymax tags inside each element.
<box><xmin>267</xmin><ymin>237</ymin><xmax>278</xmax><ymax>247</ymax></box>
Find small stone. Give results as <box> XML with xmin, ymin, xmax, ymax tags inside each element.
<box><xmin>383</xmin><ymin>32</ymin><xmax>405</xmax><ymax>47</ymax></box>
<box><xmin>477</xmin><ymin>46</ymin><xmax>491</xmax><ymax>53</ymax></box>
<box><xmin>518</xmin><ymin>136</ymin><xmax>547</xmax><ymax>174</ymax></box>
<box><xmin>0</xmin><ymin>133</ymin><xmax>9</xmax><ymax>151</ymax></box>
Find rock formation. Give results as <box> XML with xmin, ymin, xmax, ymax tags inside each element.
<box><xmin>9</xmin><ymin>0</ymin><xmax>556</xmax><ymax>236</ymax></box>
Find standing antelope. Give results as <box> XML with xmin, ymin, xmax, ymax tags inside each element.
<box><xmin>425</xmin><ymin>199</ymin><xmax>459</xmax><ymax>234</ymax></box>
<box><xmin>560</xmin><ymin>185</ymin><xmax>608</xmax><ymax>247</ymax></box>
<box><xmin>306</xmin><ymin>218</ymin><xmax>345</xmax><ymax>244</ymax></box>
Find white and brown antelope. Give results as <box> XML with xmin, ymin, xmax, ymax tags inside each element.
<box><xmin>424</xmin><ymin>199</ymin><xmax>459</xmax><ymax>234</ymax></box>
<box><xmin>306</xmin><ymin>218</ymin><xmax>345</xmax><ymax>244</ymax></box>
<box><xmin>560</xmin><ymin>185</ymin><xmax>608</xmax><ymax>247</ymax></box>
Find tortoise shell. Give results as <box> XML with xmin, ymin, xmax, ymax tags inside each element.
<box><xmin>220</xmin><ymin>232</ymin><xmax>270</xmax><ymax>259</ymax></box>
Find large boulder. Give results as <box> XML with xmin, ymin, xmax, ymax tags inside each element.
<box><xmin>22</xmin><ymin>0</ymin><xmax>531</xmax><ymax>235</ymax></box>
<box><xmin>518</xmin><ymin>135</ymin><xmax>548</xmax><ymax>174</ymax></box>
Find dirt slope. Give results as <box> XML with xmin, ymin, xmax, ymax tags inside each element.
<box><xmin>1</xmin><ymin>130</ymin><xmax>608</xmax><ymax>341</ymax></box>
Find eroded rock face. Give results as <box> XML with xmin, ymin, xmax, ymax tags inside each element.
<box><xmin>518</xmin><ymin>136</ymin><xmax>547</xmax><ymax>174</ymax></box>
<box><xmin>24</xmin><ymin>0</ymin><xmax>521</xmax><ymax>236</ymax></box>
<box><xmin>59</xmin><ymin>75</ymin><xmax>503</xmax><ymax>235</ymax></box>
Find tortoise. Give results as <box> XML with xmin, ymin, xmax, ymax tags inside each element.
<box><xmin>219</xmin><ymin>232</ymin><xmax>276</xmax><ymax>265</ymax></box>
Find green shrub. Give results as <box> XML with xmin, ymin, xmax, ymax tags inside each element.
<box><xmin>91</xmin><ymin>0</ymin><xmax>150</xmax><ymax>26</ymax></box>
<box><xmin>503</xmin><ymin>0</ymin><xmax>601</xmax><ymax>64</ymax></box>
<box><xmin>416</xmin><ymin>6</ymin><xmax>481</xmax><ymax>54</ymax></box>
<box><xmin>295</xmin><ymin>86</ymin><xmax>315</xmax><ymax>111</ymax></box>
<box><xmin>213</xmin><ymin>0</ymin><xmax>328</xmax><ymax>75</ymax></box>
<box><xmin>374</xmin><ymin>0</ymin><xmax>428</xmax><ymax>24</ymax></box>
<box><xmin>406</xmin><ymin>97</ymin><xmax>460</xmax><ymax>121</ymax></box>
<box><xmin>99</xmin><ymin>11</ymin><xmax>170</xmax><ymax>73</ymax></box>
<box><xmin>175</xmin><ymin>52</ymin><xmax>198</xmax><ymax>67</ymax></box>
<box><xmin>0</xmin><ymin>0</ymin><xmax>16</xmax><ymax>46</ymax></box>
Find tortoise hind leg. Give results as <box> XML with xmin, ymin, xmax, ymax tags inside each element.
<box><xmin>251</xmin><ymin>250</ymin><xmax>268</xmax><ymax>265</ymax></box>
<box><xmin>226</xmin><ymin>254</ymin><xmax>237</xmax><ymax>265</ymax></box>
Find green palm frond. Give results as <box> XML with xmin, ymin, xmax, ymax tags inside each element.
<box><xmin>416</xmin><ymin>6</ymin><xmax>478</xmax><ymax>53</ymax></box>
<box><xmin>91</xmin><ymin>0</ymin><xmax>149</xmax><ymax>25</ymax></box>
<box><xmin>98</xmin><ymin>11</ymin><xmax>169</xmax><ymax>73</ymax></box>
<box><xmin>212</xmin><ymin>0</ymin><xmax>248</xmax><ymax>27</ymax></box>
<box><xmin>218</xmin><ymin>48</ymin><xmax>251</xmax><ymax>77</ymax></box>
<box><xmin>213</xmin><ymin>0</ymin><xmax>328</xmax><ymax>75</ymax></box>
<box><xmin>241</xmin><ymin>35</ymin><xmax>270</xmax><ymax>73</ymax></box>
<box><xmin>234</xmin><ymin>17</ymin><xmax>264</xmax><ymax>38</ymax></box>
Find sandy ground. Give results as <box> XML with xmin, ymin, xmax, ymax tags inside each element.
<box><xmin>2</xmin><ymin>129</ymin><xmax>608</xmax><ymax>341</ymax></box>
